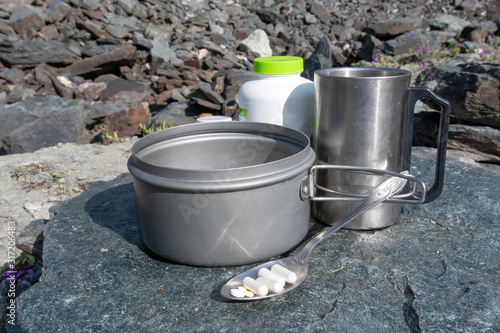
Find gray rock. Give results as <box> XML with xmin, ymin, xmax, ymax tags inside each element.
<box><xmin>216</xmin><ymin>69</ymin><xmax>257</xmax><ymax>99</ymax></box>
<box><xmin>458</xmin><ymin>0</ymin><xmax>479</xmax><ymax>11</ymax></box>
<box><xmin>16</xmin><ymin>220</ymin><xmax>45</xmax><ymax>261</ymax></box>
<box><xmin>65</xmin><ymin>46</ymin><xmax>136</xmax><ymax>79</ymax></box>
<box><xmin>145</xmin><ymin>24</ymin><xmax>173</xmax><ymax>41</ymax></box>
<box><xmin>99</xmin><ymin>78</ymin><xmax>154</xmax><ymax>103</ymax></box>
<box><xmin>152</xmin><ymin>102</ymin><xmax>195</xmax><ymax>125</ymax></box>
<box><xmin>10</xmin><ymin>148</ymin><xmax>500</xmax><ymax>332</ymax></box>
<box><xmin>447</xmin><ymin>124</ymin><xmax>500</xmax><ymax>163</ymax></box>
<box><xmin>460</xmin><ymin>21</ymin><xmax>499</xmax><ymax>42</ymax></box>
<box><xmin>80</xmin><ymin>0</ymin><xmax>100</xmax><ymax>11</ymax></box>
<box><xmin>102</xmin><ymin>12</ymin><xmax>139</xmax><ymax>32</ymax></box>
<box><xmin>255</xmin><ymin>9</ymin><xmax>287</xmax><ymax>26</ymax></box>
<box><xmin>309</xmin><ymin>2</ymin><xmax>330</xmax><ymax>24</ymax></box>
<box><xmin>9</xmin><ymin>6</ymin><xmax>45</xmax><ymax>39</ymax></box>
<box><xmin>103</xmin><ymin>102</ymin><xmax>150</xmax><ymax>138</ymax></box>
<box><xmin>2</xmin><ymin>103</ymin><xmax>91</xmax><ymax>154</ymax></box>
<box><xmin>364</xmin><ymin>17</ymin><xmax>424</xmax><ymax>39</ymax></box>
<box><xmin>0</xmin><ymin>0</ymin><xmax>32</xmax><ymax>14</ymax></box>
<box><xmin>44</xmin><ymin>0</ymin><xmax>72</xmax><ymax>24</ymax></box>
<box><xmin>303</xmin><ymin>25</ymin><xmax>326</xmax><ymax>40</ymax></box>
<box><xmin>303</xmin><ymin>36</ymin><xmax>332</xmax><ymax>81</ymax></box>
<box><xmin>209</xmin><ymin>20</ymin><xmax>224</xmax><ymax>35</ymax></box>
<box><xmin>81</xmin><ymin>43</ymin><xmax>123</xmax><ymax>58</ymax></box>
<box><xmin>486</xmin><ymin>0</ymin><xmax>500</xmax><ymax>20</ymax></box>
<box><xmin>0</xmin><ymin>96</ymin><xmax>70</xmax><ymax>145</ymax></box>
<box><xmin>117</xmin><ymin>0</ymin><xmax>138</xmax><ymax>15</ymax></box>
<box><xmin>198</xmin><ymin>82</ymin><xmax>225</xmax><ymax>105</ymax></box>
<box><xmin>151</xmin><ymin>37</ymin><xmax>183</xmax><ymax>66</ymax></box>
<box><xmin>304</xmin><ymin>12</ymin><xmax>317</xmax><ymax>24</ymax></box>
<box><xmin>238</xmin><ymin>29</ymin><xmax>273</xmax><ymax>59</ymax></box>
<box><xmin>0</xmin><ymin>68</ymin><xmax>24</xmax><ymax>84</ymax></box>
<box><xmin>381</xmin><ymin>30</ymin><xmax>437</xmax><ymax>56</ymax></box>
<box><xmin>0</xmin><ymin>40</ymin><xmax>81</xmax><ymax>67</ymax></box>
<box><xmin>415</xmin><ymin>62</ymin><xmax>500</xmax><ymax>128</ymax></box>
<box><xmin>429</xmin><ymin>14</ymin><xmax>471</xmax><ymax>33</ymax></box>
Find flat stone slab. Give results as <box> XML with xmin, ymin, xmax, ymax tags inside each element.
<box><xmin>10</xmin><ymin>147</ymin><xmax>500</xmax><ymax>332</ymax></box>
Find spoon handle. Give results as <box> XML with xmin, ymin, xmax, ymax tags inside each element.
<box><xmin>293</xmin><ymin>173</ymin><xmax>409</xmax><ymax>265</ymax></box>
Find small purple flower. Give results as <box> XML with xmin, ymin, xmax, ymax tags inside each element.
<box><xmin>427</xmin><ymin>47</ymin><xmax>432</xmax><ymax>53</ymax></box>
<box><xmin>420</xmin><ymin>63</ymin><xmax>426</xmax><ymax>68</ymax></box>
<box><xmin>497</xmin><ymin>53</ymin><xmax>500</xmax><ymax>61</ymax></box>
<box><xmin>480</xmin><ymin>50</ymin><xmax>491</xmax><ymax>57</ymax></box>
<box><xmin>418</xmin><ymin>47</ymin><xmax>424</xmax><ymax>54</ymax></box>
<box><xmin>457</xmin><ymin>43</ymin><xmax>463</xmax><ymax>48</ymax></box>
<box><xmin>0</xmin><ymin>264</ymin><xmax>36</xmax><ymax>282</ymax></box>
<box><xmin>475</xmin><ymin>36</ymin><xmax>482</xmax><ymax>42</ymax></box>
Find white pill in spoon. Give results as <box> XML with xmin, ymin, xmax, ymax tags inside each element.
<box><xmin>271</xmin><ymin>264</ymin><xmax>297</xmax><ymax>284</ymax></box>
<box><xmin>230</xmin><ymin>288</ymin><xmax>245</xmax><ymax>298</ymax></box>
<box><xmin>242</xmin><ymin>276</ymin><xmax>268</xmax><ymax>296</ymax></box>
<box><xmin>256</xmin><ymin>277</ymin><xmax>284</xmax><ymax>293</ymax></box>
<box><xmin>258</xmin><ymin>268</ymin><xmax>286</xmax><ymax>287</ymax></box>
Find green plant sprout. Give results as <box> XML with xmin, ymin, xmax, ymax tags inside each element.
<box><xmin>101</xmin><ymin>125</ymin><xmax>122</xmax><ymax>145</ymax></box>
<box><xmin>139</xmin><ymin>121</ymin><xmax>173</xmax><ymax>136</ymax></box>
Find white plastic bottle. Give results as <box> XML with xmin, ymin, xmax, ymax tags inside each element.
<box><xmin>237</xmin><ymin>56</ymin><xmax>315</xmax><ymax>137</ymax></box>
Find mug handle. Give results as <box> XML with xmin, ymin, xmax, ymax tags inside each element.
<box><xmin>408</xmin><ymin>86</ymin><xmax>451</xmax><ymax>203</ymax></box>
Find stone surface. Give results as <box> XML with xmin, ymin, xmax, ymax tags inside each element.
<box><xmin>151</xmin><ymin>102</ymin><xmax>196</xmax><ymax>125</ymax></box>
<box><xmin>9</xmin><ymin>147</ymin><xmax>500</xmax><ymax>332</ymax></box>
<box><xmin>99</xmin><ymin>78</ymin><xmax>154</xmax><ymax>103</ymax></box>
<box><xmin>381</xmin><ymin>30</ymin><xmax>436</xmax><ymax>56</ymax></box>
<box><xmin>15</xmin><ymin>221</ymin><xmax>45</xmax><ymax>261</ymax></box>
<box><xmin>65</xmin><ymin>46</ymin><xmax>136</xmax><ymax>78</ymax></box>
<box><xmin>3</xmin><ymin>104</ymin><xmax>91</xmax><ymax>154</ymax></box>
<box><xmin>415</xmin><ymin>62</ymin><xmax>500</xmax><ymax>128</ymax></box>
<box><xmin>303</xmin><ymin>36</ymin><xmax>332</xmax><ymax>81</ymax></box>
<box><xmin>429</xmin><ymin>14</ymin><xmax>471</xmax><ymax>33</ymax></box>
<box><xmin>0</xmin><ymin>0</ymin><xmax>497</xmax><ymax>161</ymax></box>
<box><xmin>238</xmin><ymin>29</ymin><xmax>273</xmax><ymax>59</ymax></box>
<box><xmin>0</xmin><ymin>40</ymin><xmax>81</xmax><ymax>67</ymax></box>
<box><xmin>364</xmin><ymin>17</ymin><xmax>424</xmax><ymax>39</ymax></box>
<box><xmin>9</xmin><ymin>6</ymin><xmax>45</xmax><ymax>39</ymax></box>
<box><xmin>0</xmin><ymin>139</ymin><xmax>136</xmax><ymax>266</ymax></box>
<box><xmin>103</xmin><ymin>102</ymin><xmax>150</xmax><ymax>138</ymax></box>
<box><xmin>447</xmin><ymin>124</ymin><xmax>500</xmax><ymax>163</ymax></box>
<box><xmin>0</xmin><ymin>96</ymin><xmax>150</xmax><ymax>153</ymax></box>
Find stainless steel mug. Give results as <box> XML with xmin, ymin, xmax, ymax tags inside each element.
<box><xmin>312</xmin><ymin>67</ymin><xmax>451</xmax><ymax>230</ymax></box>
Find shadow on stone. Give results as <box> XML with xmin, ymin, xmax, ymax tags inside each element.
<box><xmin>83</xmin><ymin>178</ymin><xmax>171</xmax><ymax>264</ymax></box>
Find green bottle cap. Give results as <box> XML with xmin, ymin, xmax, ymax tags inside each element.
<box><xmin>253</xmin><ymin>56</ymin><xmax>304</xmax><ymax>75</ymax></box>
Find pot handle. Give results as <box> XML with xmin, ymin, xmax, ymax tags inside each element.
<box><xmin>300</xmin><ymin>164</ymin><xmax>426</xmax><ymax>204</ymax></box>
<box><xmin>408</xmin><ymin>86</ymin><xmax>451</xmax><ymax>203</ymax></box>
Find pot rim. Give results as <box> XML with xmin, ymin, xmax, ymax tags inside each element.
<box><xmin>128</xmin><ymin>122</ymin><xmax>316</xmax><ymax>192</ymax></box>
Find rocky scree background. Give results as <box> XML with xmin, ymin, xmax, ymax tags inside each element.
<box><xmin>0</xmin><ymin>0</ymin><xmax>498</xmax><ymax>162</ymax></box>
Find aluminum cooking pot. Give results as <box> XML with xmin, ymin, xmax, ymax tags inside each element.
<box><xmin>128</xmin><ymin>122</ymin><xmax>315</xmax><ymax>266</ymax></box>
<box><xmin>128</xmin><ymin>122</ymin><xmax>425</xmax><ymax>267</ymax></box>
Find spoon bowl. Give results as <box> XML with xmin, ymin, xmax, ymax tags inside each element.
<box><xmin>221</xmin><ymin>257</ymin><xmax>308</xmax><ymax>301</ymax></box>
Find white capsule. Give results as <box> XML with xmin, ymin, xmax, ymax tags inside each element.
<box><xmin>258</xmin><ymin>268</ymin><xmax>286</xmax><ymax>287</ymax></box>
<box><xmin>242</xmin><ymin>276</ymin><xmax>268</xmax><ymax>296</ymax></box>
<box><xmin>271</xmin><ymin>264</ymin><xmax>297</xmax><ymax>284</ymax></box>
<box><xmin>256</xmin><ymin>277</ymin><xmax>284</xmax><ymax>294</ymax></box>
<box><xmin>230</xmin><ymin>288</ymin><xmax>245</xmax><ymax>298</ymax></box>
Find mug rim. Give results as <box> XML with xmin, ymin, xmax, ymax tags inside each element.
<box><xmin>314</xmin><ymin>67</ymin><xmax>411</xmax><ymax>78</ymax></box>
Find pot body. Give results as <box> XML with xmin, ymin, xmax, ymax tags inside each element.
<box><xmin>128</xmin><ymin>122</ymin><xmax>316</xmax><ymax>266</ymax></box>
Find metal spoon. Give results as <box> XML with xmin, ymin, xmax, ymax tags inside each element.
<box><xmin>220</xmin><ymin>173</ymin><xmax>409</xmax><ymax>301</ymax></box>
